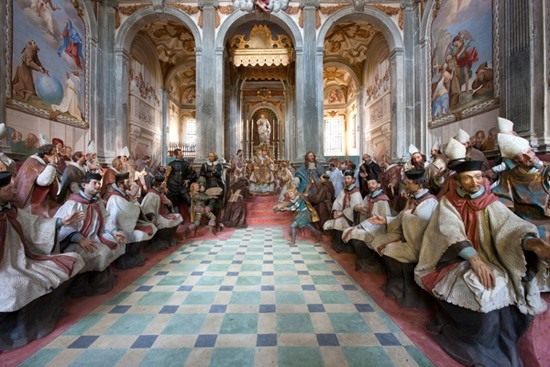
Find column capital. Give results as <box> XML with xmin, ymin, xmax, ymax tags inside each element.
<box><xmin>198</xmin><ymin>0</ymin><xmax>219</xmax><ymax>9</ymax></box>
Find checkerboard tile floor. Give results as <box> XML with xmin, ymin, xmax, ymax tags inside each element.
<box><xmin>20</xmin><ymin>227</ymin><xmax>433</xmax><ymax>367</ymax></box>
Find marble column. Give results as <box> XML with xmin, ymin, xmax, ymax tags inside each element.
<box><xmin>161</xmin><ymin>89</ymin><xmax>169</xmax><ymax>166</ymax></box>
<box><xmin>0</xmin><ymin>2</ymin><xmax>7</xmax><ymax>125</ymax></box>
<box><xmin>98</xmin><ymin>0</ymin><xmax>128</xmax><ymax>162</ymax></box>
<box><xmin>196</xmin><ymin>0</ymin><xmax>223</xmax><ymax>163</ymax></box>
<box><xmin>294</xmin><ymin>0</ymin><xmax>322</xmax><ymax>163</ymax></box>
<box><xmin>398</xmin><ymin>2</ymin><xmax>419</xmax><ymax>160</ymax></box>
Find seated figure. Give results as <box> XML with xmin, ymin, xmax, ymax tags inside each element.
<box><xmin>415</xmin><ymin>138</ymin><xmax>550</xmax><ymax>366</ymax></box>
<box><xmin>369</xmin><ymin>168</ymin><xmax>438</xmax><ymax>307</ymax></box>
<box><xmin>249</xmin><ymin>146</ymin><xmax>275</xmax><ymax>193</ymax></box>
<box><xmin>14</xmin><ymin>144</ymin><xmax>59</xmax><ymax>217</ymax></box>
<box><xmin>0</xmin><ymin>172</ymin><xmax>85</xmax><ymax>350</ymax></box>
<box><xmin>342</xmin><ymin>178</ymin><xmax>391</xmax><ymax>273</ymax></box>
<box><xmin>141</xmin><ymin>175</ymin><xmax>183</xmax><ymax>250</ymax></box>
<box><xmin>105</xmin><ymin>172</ymin><xmax>157</xmax><ymax>269</ymax></box>
<box><xmin>323</xmin><ymin>171</ymin><xmax>362</xmax><ymax>253</ymax></box>
<box><xmin>54</xmin><ymin>172</ymin><xmax>127</xmax><ymax>297</ymax></box>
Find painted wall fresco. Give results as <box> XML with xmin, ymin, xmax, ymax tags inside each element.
<box><xmin>8</xmin><ymin>0</ymin><xmax>87</xmax><ymax>127</ymax></box>
<box><xmin>430</xmin><ymin>0</ymin><xmax>495</xmax><ymax>123</ymax></box>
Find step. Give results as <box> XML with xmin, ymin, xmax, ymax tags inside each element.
<box><xmin>247</xmin><ymin>216</ymin><xmax>293</xmax><ymax>225</ymax></box>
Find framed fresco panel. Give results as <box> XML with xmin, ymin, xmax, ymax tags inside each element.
<box><xmin>5</xmin><ymin>0</ymin><xmax>88</xmax><ymax>128</ymax></box>
<box><xmin>429</xmin><ymin>0</ymin><xmax>499</xmax><ymax>127</ymax></box>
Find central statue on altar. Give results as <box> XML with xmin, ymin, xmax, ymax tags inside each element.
<box><xmin>248</xmin><ymin>145</ymin><xmax>275</xmax><ymax>194</ymax></box>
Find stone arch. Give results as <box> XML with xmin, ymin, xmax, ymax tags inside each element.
<box><xmin>248</xmin><ymin>103</ymin><xmax>284</xmax><ymax>123</ymax></box>
<box><xmin>318</xmin><ymin>6</ymin><xmax>406</xmax><ymax>161</ymax></box>
<box><xmin>317</xmin><ymin>7</ymin><xmax>403</xmax><ymax>52</ymax></box>
<box><xmin>216</xmin><ymin>10</ymin><xmax>303</xmax><ymax>50</ymax></box>
<box><xmin>114</xmin><ymin>6</ymin><xmax>202</xmax><ymax>53</ymax></box>
<box><xmin>213</xmin><ymin>11</ymin><xmax>302</xmax><ymax>162</ymax></box>
<box><xmin>110</xmin><ymin>5</ymin><xmax>201</xmax><ymax>164</ymax></box>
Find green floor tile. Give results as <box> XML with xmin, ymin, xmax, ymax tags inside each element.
<box><xmin>19</xmin><ymin>348</ymin><xmax>61</xmax><ymax>367</ymax></box>
<box><xmin>274</xmin><ymin>275</ymin><xmax>300</xmax><ymax>285</ymax></box>
<box><xmin>305</xmin><ymin>263</ymin><xmax>329</xmax><ymax>271</ymax></box>
<box><xmin>172</xmin><ymin>263</ymin><xmax>199</xmax><ymax>272</ymax></box>
<box><xmin>240</xmin><ymin>264</ymin><xmax>263</xmax><ymax>272</ymax></box>
<box><xmin>278</xmin><ymin>347</ymin><xmax>323</xmax><ymax>367</ymax></box>
<box><xmin>219</xmin><ymin>313</ymin><xmax>258</xmax><ymax>334</ymax></box>
<box><xmin>276</xmin><ymin>313</ymin><xmax>314</xmax><ymax>333</ymax></box>
<box><xmin>275</xmin><ymin>291</ymin><xmax>306</xmax><ymax>304</ymax></box>
<box><xmin>196</xmin><ymin>276</ymin><xmax>225</xmax><ymax>285</ymax></box>
<box><xmin>273</xmin><ymin>263</ymin><xmax>296</xmax><ymax>271</ymax></box>
<box><xmin>103</xmin><ymin>291</ymin><xmax>132</xmax><ymax>305</ymax></box>
<box><xmin>132</xmin><ymin>276</ymin><xmax>152</xmax><ymax>286</ymax></box>
<box><xmin>64</xmin><ymin>314</ymin><xmax>105</xmax><ymax>335</ymax></box>
<box><xmin>311</xmin><ymin>275</ymin><xmax>338</xmax><ymax>285</ymax></box>
<box><xmin>214</xmin><ymin>255</ymin><xmax>235</xmax><ymax>261</ymax></box>
<box><xmin>244</xmin><ymin>254</ymin><xmax>263</xmax><ymax>261</ymax></box>
<box><xmin>183</xmin><ymin>291</ymin><xmax>218</xmax><ymax>304</ymax></box>
<box><xmin>157</xmin><ymin>276</ymin><xmax>187</xmax><ymax>286</ymax></box>
<box><xmin>185</xmin><ymin>254</ymin><xmax>206</xmax><ymax>261</ymax></box>
<box><xmin>247</xmin><ymin>247</ymin><xmax>264</xmax><ymax>252</ymax></box>
<box><xmin>137</xmin><ymin>291</ymin><xmax>174</xmax><ymax>305</ymax></box>
<box><xmin>104</xmin><ymin>314</ymin><xmax>155</xmax><ymax>335</ymax></box>
<box><xmin>161</xmin><ymin>314</ymin><xmax>207</xmax><ymax>334</ymax></box>
<box><xmin>318</xmin><ymin>291</ymin><xmax>351</xmax><ymax>304</ymax></box>
<box><xmin>328</xmin><ymin>313</ymin><xmax>370</xmax><ymax>333</ymax></box>
<box><xmin>139</xmin><ymin>348</ymin><xmax>192</xmax><ymax>367</ymax></box>
<box><xmin>230</xmin><ymin>291</ymin><xmax>261</xmax><ymax>304</ymax></box>
<box><xmin>207</xmin><ymin>263</ymin><xmax>231</xmax><ymax>271</ymax></box>
<box><xmin>209</xmin><ymin>348</ymin><xmax>255</xmax><ymax>367</ymax></box>
<box><xmin>69</xmin><ymin>349</ymin><xmax>126</xmax><ymax>367</ymax></box>
<box><xmin>301</xmin><ymin>254</ymin><xmax>322</xmax><ymax>260</ymax></box>
<box><xmin>236</xmin><ymin>276</ymin><xmax>262</xmax><ymax>285</ymax></box>
<box><xmin>343</xmin><ymin>346</ymin><xmax>396</xmax><ymax>367</ymax></box>
<box><xmin>273</xmin><ymin>254</ymin><xmax>293</xmax><ymax>261</ymax></box>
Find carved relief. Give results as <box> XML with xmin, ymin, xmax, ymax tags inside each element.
<box><xmin>369</xmin><ymin>94</ymin><xmax>391</xmax><ymax>126</ymax></box>
<box><xmin>319</xmin><ymin>4</ymin><xmax>352</xmax><ymax>16</ymax></box>
<box><xmin>119</xmin><ymin>4</ymin><xmax>149</xmax><ymax>16</ymax></box>
<box><xmin>285</xmin><ymin>6</ymin><xmax>300</xmax><ymax>15</ymax></box>
<box><xmin>369</xmin><ymin>5</ymin><xmax>400</xmax><ymax>16</ymax></box>
<box><xmin>167</xmin><ymin>4</ymin><xmax>200</xmax><ymax>15</ymax></box>
<box><xmin>137</xmin><ymin>100</ymin><xmax>155</xmax><ymax>126</ymax></box>
<box><xmin>218</xmin><ymin>5</ymin><xmax>234</xmax><ymax>15</ymax></box>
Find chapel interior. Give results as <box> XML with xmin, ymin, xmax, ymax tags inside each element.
<box><xmin>1</xmin><ymin>0</ymin><xmax>550</xmax><ymax>366</ymax></box>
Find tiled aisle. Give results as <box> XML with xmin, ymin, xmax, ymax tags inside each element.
<box><xmin>20</xmin><ymin>227</ymin><xmax>433</xmax><ymax>367</ymax></box>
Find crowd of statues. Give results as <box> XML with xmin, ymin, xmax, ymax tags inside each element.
<box><xmin>273</xmin><ymin>117</ymin><xmax>549</xmax><ymax>367</ymax></box>
<box><xmin>1</xmin><ymin>116</ymin><xmax>550</xmax><ymax>366</ymax></box>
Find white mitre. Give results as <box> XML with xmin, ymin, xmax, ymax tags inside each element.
<box><xmin>119</xmin><ymin>146</ymin><xmax>130</xmax><ymax>157</ymax></box>
<box><xmin>455</xmin><ymin>129</ymin><xmax>470</xmax><ymax>144</ymax></box>
<box><xmin>497</xmin><ymin>133</ymin><xmax>530</xmax><ymax>159</ymax></box>
<box><xmin>445</xmin><ymin>138</ymin><xmax>467</xmax><ymax>161</ymax></box>
<box><xmin>87</xmin><ymin>140</ymin><xmax>96</xmax><ymax>154</ymax></box>
<box><xmin>408</xmin><ymin>144</ymin><xmax>420</xmax><ymax>155</ymax></box>
<box><xmin>497</xmin><ymin>117</ymin><xmax>514</xmax><ymax>133</ymax></box>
